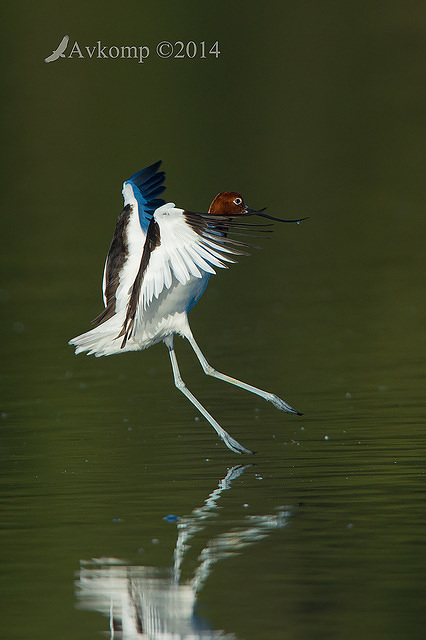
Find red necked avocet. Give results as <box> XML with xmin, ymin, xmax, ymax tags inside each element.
<box><xmin>69</xmin><ymin>161</ymin><xmax>307</xmax><ymax>454</ymax></box>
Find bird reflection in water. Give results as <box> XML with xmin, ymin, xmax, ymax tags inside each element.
<box><xmin>75</xmin><ymin>465</ymin><xmax>291</xmax><ymax>639</ymax></box>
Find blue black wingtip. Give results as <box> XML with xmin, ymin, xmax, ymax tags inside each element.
<box><xmin>128</xmin><ymin>160</ymin><xmax>163</xmax><ymax>185</ymax></box>
<box><xmin>127</xmin><ymin>161</ymin><xmax>166</xmax><ymax>213</ymax></box>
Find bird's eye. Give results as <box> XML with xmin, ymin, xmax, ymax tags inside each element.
<box><xmin>233</xmin><ymin>197</ymin><xmax>243</xmax><ymax>205</ymax></box>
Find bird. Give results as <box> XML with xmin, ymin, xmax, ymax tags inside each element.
<box><xmin>44</xmin><ymin>35</ymin><xmax>69</xmax><ymax>63</ymax></box>
<box><xmin>69</xmin><ymin>161</ymin><xmax>306</xmax><ymax>454</ymax></box>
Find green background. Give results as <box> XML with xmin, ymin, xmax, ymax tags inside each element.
<box><xmin>1</xmin><ymin>2</ymin><xmax>425</xmax><ymax>639</ymax></box>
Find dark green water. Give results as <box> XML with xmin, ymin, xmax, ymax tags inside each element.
<box><xmin>1</xmin><ymin>2</ymin><xmax>426</xmax><ymax>638</ymax></box>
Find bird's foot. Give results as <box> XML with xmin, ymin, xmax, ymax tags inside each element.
<box><xmin>222</xmin><ymin>432</ymin><xmax>256</xmax><ymax>455</ymax></box>
<box><xmin>269</xmin><ymin>394</ymin><xmax>302</xmax><ymax>415</ymax></box>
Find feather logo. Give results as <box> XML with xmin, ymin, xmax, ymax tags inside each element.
<box><xmin>44</xmin><ymin>35</ymin><xmax>69</xmax><ymax>63</ymax></box>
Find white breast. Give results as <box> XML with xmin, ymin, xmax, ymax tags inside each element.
<box><xmin>132</xmin><ymin>272</ymin><xmax>210</xmax><ymax>347</ymax></box>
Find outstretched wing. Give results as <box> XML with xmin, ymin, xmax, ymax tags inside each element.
<box><xmin>92</xmin><ymin>161</ymin><xmax>166</xmax><ymax>327</ymax></box>
<box><xmin>119</xmin><ymin>205</ymin><xmax>272</xmax><ymax>345</ymax></box>
<box><xmin>124</xmin><ymin>161</ymin><xmax>166</xmax><ymax>233</ymax></box>
<box><xmin>142</xmin><ymin>206</ymin><xmax>256</xmax><ymax>307</ymax></box>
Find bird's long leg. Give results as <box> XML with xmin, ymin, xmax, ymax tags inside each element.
<box><xmin>164</xmin><ymin>335</ymin><xmax>254</xmax><ymax>455</ymax></box>
<box><xmin>185</xmin><ymin>332</ymin><xmax>302</xmax><ymax>415</ymax></box>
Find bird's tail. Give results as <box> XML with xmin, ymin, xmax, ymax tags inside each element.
<box><xmin>69</xmin><ymin>319</ymin><xmax>137</xmax><ymax>357</ymax></box>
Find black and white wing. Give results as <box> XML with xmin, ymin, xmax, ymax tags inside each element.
<box><xmin>119</xmin><ymin>205</ymin><xmax>271</xmax><ymax>344</ymax></box>
<box><xmin>92</xmin><ymin>161</ymin><xmax>166</xmax><ymax>327</ymax></box>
